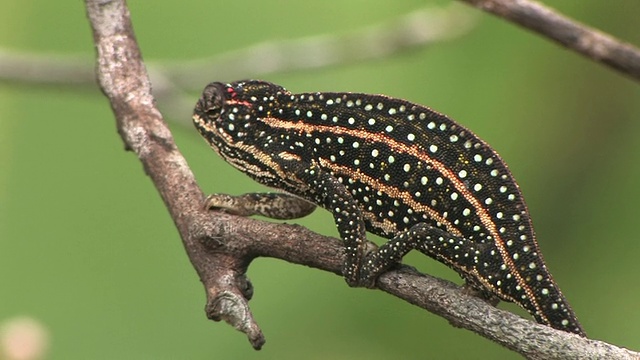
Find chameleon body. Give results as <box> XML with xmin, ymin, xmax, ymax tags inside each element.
<box><xmin>193</xmin><ymin>80</ymin><xmax>585</xmax><ymax>336</ymax></box>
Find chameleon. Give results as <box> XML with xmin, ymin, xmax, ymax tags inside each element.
<box><xmin>192</xmin><ymin>79</ymin><xmax>585</xmax><ymax>336</ymax></box>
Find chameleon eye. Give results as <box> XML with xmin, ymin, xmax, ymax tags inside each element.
<box><xmin>197</xmin><ymin>82</ymin><xmax>227</xmax><ymax>121</ymax></box>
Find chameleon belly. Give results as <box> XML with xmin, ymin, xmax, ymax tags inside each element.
<box><xmin>193</xmin><ymin>80</ymin><xmax>585</xmax><ymax>336</ymax></box>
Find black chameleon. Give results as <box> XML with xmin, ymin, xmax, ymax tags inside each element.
<box><xmin>193</xmin><ymin>80</ymin><xmax>585</xmax><ymax>336</ymax></box>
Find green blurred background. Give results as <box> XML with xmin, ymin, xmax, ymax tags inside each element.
<box><xmin>1</xmin><ymin>1</ymin><xmax>639</xmax><ymax>359</ymax></box>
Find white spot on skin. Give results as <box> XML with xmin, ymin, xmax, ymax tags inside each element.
<box><xmin>403</xmin><ymin>164</ymin><xmax>411</xmax><ymax>172</ymax></box>
<box><xmin>420</xmin><ymin>176</ymin><xmax>428</xmax><ymax>185</ymax></box>
<box><xmin>459</xmin><ymin>170</ymin><xmax>467</xmax><ymax>178</ymax></box>
<box><xmin>450</xmin><ymin>192</ymin><xmax>458</xmax><ymax>200</ymax></box>
<box><xmin>371</xmin><ymin>149</ymin><xmax>379</xmax><ymax>157</ymax></box>
<box><xmin>388</xmin><ymin>155</ymin><xmax>395</xmax><ymax>163</ymax></box>
<box><xmin>407</xmin><ymin>133</ymin><xmax>416</xmax><ymax>141</ymax></box>
<box><xmin>429</xmin><ymin>145</ymin><xmax>438</xmax><ymax>153</ymax></box>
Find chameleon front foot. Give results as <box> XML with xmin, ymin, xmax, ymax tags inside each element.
<box><xmin>204</xmin><ymin>192</ymin><xmax>317</xmax><ymax>220</ymax></box>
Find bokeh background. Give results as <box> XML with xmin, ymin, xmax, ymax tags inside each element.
<box><xmin>2</xmin><ymin>1</ymin><xmax>639</xmax><ymax>359</ymax></box>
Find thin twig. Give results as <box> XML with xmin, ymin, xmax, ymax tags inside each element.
<box><xmin>0</xmin><ymin>50</ymin><xmax>95</xmax><ymax>87</ymax></box>
<box><xmin>2</xmin><ymin>4</ymin><xmax>476</xmax><ymax>123</ymax></box>
<box><xmin>84</xmin><ymin>0</ymin><xmax>639</xmax><ymax>358</ymax></box>
<box><xmin>159</xmin><ymin>4</ymin><xmax>476</xmax><ymax>88</ymax></box>
<box><xmin>460</xmin><ymin>0</ymin><xmax>640</xmax><ymax>82</ymax></box>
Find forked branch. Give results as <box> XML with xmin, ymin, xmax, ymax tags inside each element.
<box><xmin>84</xmin><ymin>0</ymin><xmax>639</xmax><ymax>358</ymax></box>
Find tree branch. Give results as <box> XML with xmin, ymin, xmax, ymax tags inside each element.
<box><xmin>84</xmin><ymin>0</ymin><xmax>639</xmax><ymax>358</ymax></box>
<box><xmin>460</xmin><ymin>0</ymin><xmax>640</xmax><ymax>82</ymax></box>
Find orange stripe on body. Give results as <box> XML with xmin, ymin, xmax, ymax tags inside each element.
<box><xmin>260</xmin><ymin>116</ymin><xmax>545</xmax><ymax>322</ymax></box>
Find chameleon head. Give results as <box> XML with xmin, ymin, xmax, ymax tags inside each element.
<box><xmin>193</xmin><ymin>80</ymin><xmax>288</xmax><ymax>151</ymax></box>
